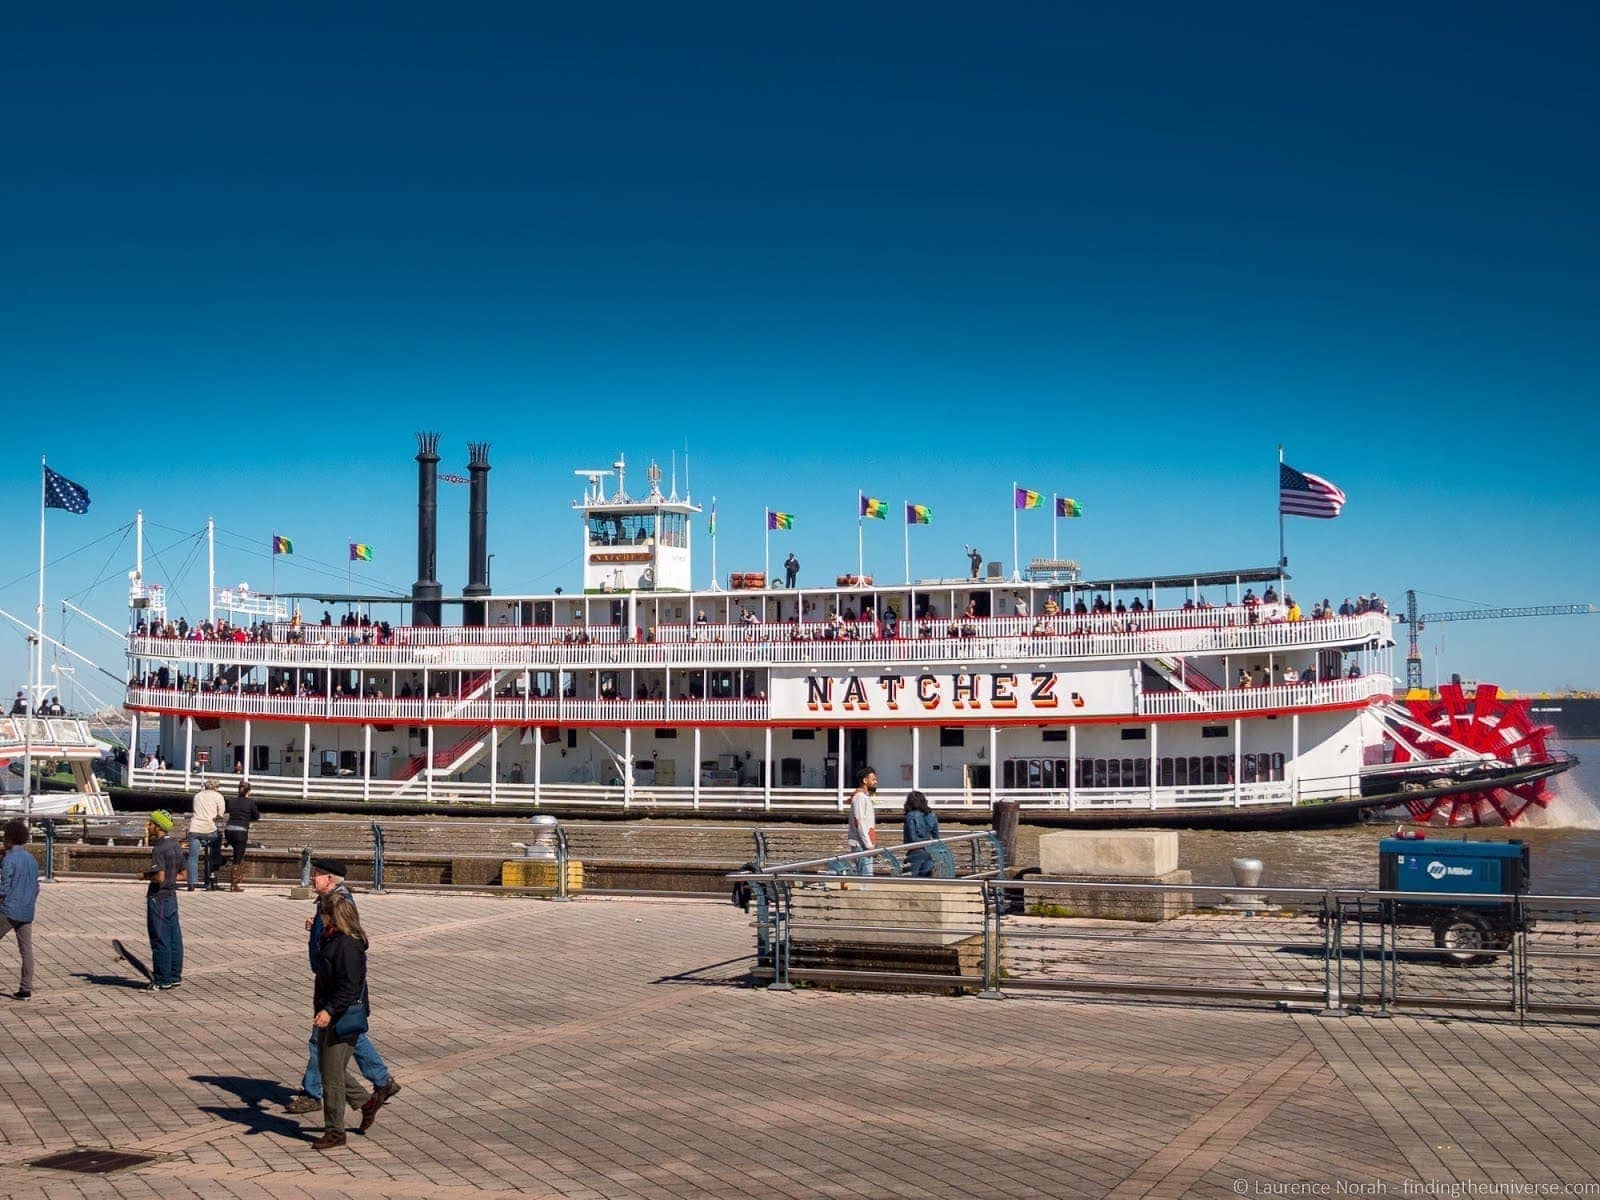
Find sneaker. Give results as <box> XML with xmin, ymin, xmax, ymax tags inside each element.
<box><xmin>285</xmin><ymin>1094</ymin><xmax>323</xmax><ymax>1115</ymax></box>
<box><xmin>10</xmin><ymin>989</ymin><xmax>29</xmax><ymax>1001</ymax></box>
<box><xmin>357</xmin><ymin>1079</ymin><xmax>401</xmax><ymax>1133</ymax></box>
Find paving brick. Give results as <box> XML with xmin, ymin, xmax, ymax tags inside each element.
<box><xmin>1</xmin><ymin>880</ymin><xmax>1596</xmax><ymax>1198</ymax></box>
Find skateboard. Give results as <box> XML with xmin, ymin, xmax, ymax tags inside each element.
<box><xmin>111</xmin><ymin>938</ymin><xmax>153</xmax><ymax>985</ymax></box>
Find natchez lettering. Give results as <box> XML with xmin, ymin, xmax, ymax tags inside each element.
<box><xmin>805</xmin><ymin>672</ymin><xmax>1086</xmax><ymax>712</ymax></box>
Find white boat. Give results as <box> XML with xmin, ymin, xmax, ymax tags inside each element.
<box><xmin>0</xmin><ymin>716</ymin><xmax>116</xmax><ymax>817</ymax></box>
<box><xmin>119</xmin><ymin>439</ymin><xmax>1571</xmax><ymax>827</ymax></box>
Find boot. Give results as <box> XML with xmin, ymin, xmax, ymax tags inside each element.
<box><xmin>229</xmin><ymin>864</ymin><xmax>243</xmax><ymax>893</ymax></box>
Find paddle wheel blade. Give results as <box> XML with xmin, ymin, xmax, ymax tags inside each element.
<box><xmin>1401</xmin><ymin>684</ymin><xmax>1557</xmax><ymax>827</ymax></box>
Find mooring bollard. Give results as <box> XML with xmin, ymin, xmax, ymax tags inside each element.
<box><xmin>42</xmin><ymin>818</ymin><xmax>56</xmax><ymax>882</ymax></box>
<box><xmin>298</xmin><ymin>847</ymin><xmax>312</xmax><ymax>888</ymax></box>
<box><xmin>370</xmin><ymin>822</ymin><xmax>387</xmax><ymax>893</ymax></box>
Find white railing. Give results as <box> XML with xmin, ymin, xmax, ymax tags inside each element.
<box><xmin>125</xmin><ymin>686</ymin><xmax>769</xmax><ymax>725</ymax></box>
<box><xmin>1138</xmin><ymin>675</ymin><xmax>1392</xmax><ymax>716</ymax></box>
<box><xmin>123</xmin><ymin>768</ymin><xmax>1309</xmax><ymax>812</ymax></box>
<box><xmin>0</xmin><ymin>717</ymin><xmax>103</xmax><ymax>753</ymax></box>
<box><xmin>128</xmin><ymin>613</ymin><xmax>1391</xmax><ymax>674</ymax></box>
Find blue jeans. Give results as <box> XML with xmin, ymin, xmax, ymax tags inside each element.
<box><xmin>302</xmin><ymin>1026</ymin><xmax>390</xmax><ymax>1098</ymax></box>
<box><xmin>848</xmin><ymin>846</ymin><xmax>875</xmax><ymax>876</ymax></box>
<box><xmin>187</xmin><ymin>833</ymin><xmax>219</xmax><ymax>888</ymax></box>
<box><xmin>146</xmin><ymin>891</ymin><xmax>183</xmax><ymax>985</ymax></box>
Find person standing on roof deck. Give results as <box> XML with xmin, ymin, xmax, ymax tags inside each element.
<box><xmin>784</xmin><ymin>553</ymin><xmax>799</xmax><ymax>588</ymax></box>
<box><xmin>1</xmin><ymin>819</ymin><xmax>39</xmax><ymax>999</ymax></box>
<box><xmin>847</xmin><ymin>766</ymin><xmax>878</xmax><ymax>877</ymax></box>
<box><xmin>284</xmin><ymin>858</ymin><xmax>400</xmax><ymax>1131</ymax></box>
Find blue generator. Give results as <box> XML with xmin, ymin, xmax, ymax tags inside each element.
<box><xmin>1378</xmin><ymin>837</ymin><xmax>1529</xmax><ymax>966</ymax></box>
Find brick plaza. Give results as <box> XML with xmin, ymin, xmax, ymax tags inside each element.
<box><xmin>1</xmin><ymin>881</ymin><xmax>1596</xmax><ymax>1199</ymax></box>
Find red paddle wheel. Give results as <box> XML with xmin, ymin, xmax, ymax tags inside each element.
<box><xmin>1393</xmin><ymin>683</ymin><xmax>1557</xmax><ymax>826</ymax></box>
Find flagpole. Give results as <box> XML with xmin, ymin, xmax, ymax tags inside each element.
<box><xmin>1051</xmin><ymin>493</ymin><xmax>1058</xmax><ymax>561</ymax></box>
<box><xmin>271</xmin><ymin>531</ymin><xmax>277</xmax><ymax>600</ymax></box>
<box><xmin>710</xmin><ymin>496</ymin><xmax>718</xmax><ymax>589</ymax></box>
<box><xmin>856</xmin><ymin>491</ymin><xmax>864</xmax><ymax>583</ymax></box>
<box><xmin>903</xmin><ymin>502</ymin><xmax>910</xmax><ymax>586</ymax></box>
<box><xmin>1011</xmin><ymin>481</ymin><xmax>1020</xmax><ymax>582</ymax></box>
<box><xmin>23</xmin><ymin>457</ymin><xmax>46</xmax><ymax>818</ymax></box>
<box><xmin>1277</xmin><ymin>444</ymin><xmax>1287</xmax><ymax>582</ymax></box>
<box><xmin>764</xmin><ymin>510</ymin><xmax>770</xmax><ymax>586</ymax></box>
<box><xmin>207</xmin><ymin>518</ymin><xmax>216</xmax><ymax>625</ymax></box>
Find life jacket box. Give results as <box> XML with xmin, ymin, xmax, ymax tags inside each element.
<box><xmin>729</xmin><ymin>572</ymin><xmax>768</xmax><ymax>590</ymax></box>
<box><xmin>836</xmin><ymin>574</ymin><xmax>873</xmax><ymax>586</ymax></box>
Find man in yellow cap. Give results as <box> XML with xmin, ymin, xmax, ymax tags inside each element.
<box><xmin>139</xmin><ymin>811</ymin><xmax>184</xmax><ymax>991</ymax></box>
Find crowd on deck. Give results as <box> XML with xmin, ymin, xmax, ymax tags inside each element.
<box><xmin>133</xmin><ymin>591</ymin><xmax>1390</xmax><ymax>653</ymax></box>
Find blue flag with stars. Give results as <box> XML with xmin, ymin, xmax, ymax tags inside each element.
<box><xmin>44</xmin><ymin>467</ymin><xmax>91</xmax><ymax>514</ymax></box>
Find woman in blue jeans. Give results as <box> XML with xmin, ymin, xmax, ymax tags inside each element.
<box><xmin>902</xmin><ymin>791</ymin><xmax>941</xmax><ymax>877</ymax></box>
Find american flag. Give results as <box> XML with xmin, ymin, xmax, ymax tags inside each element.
<box><xmin>44</xmin><ymin>467</ymin><xmax>91</xmax><ymax>514</ymax></box>
<box><xmin>1279</xmin><ymin>463</ymin><xmax>1346</xmax><ymax>519</ymax></box>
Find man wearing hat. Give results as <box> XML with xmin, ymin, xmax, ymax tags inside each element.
<box><xmin>187</xmin><ymin>778</ymin><xmax>226</xmax><ymax>892</ymax></box>
<box><xmin>284</xmin><ymin>857</ymin><xmax>400</xmax><ymax>1129</ymax></box>
<box><xmin>139</xmin><ymin>811</ymin><xmax>184</xmax><ymax>990</ymax></box>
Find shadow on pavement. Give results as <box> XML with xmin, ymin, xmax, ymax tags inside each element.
<box><xmin>651</xmin><ymin>954</ymin><xmax>757</xmax><ymax>986</ymax></box>
<box><xmin>71</xmin><ymin>972</ymin><xmax>150</xmax><ymax>990</ymax></box>
<box><xmin>193</xmin><ymin>1075</ymin><xmax>312</xmax><ymax>1139</ymax></box>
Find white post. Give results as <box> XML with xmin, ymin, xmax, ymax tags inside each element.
<box><xmin>243</xmin><ymin>718</ymin><xmax>252</xmax><ymax>782</ymax></box>
<box><xmin>1233</xmin><ymin>718</ymin><xmax>1242</xmax><ymax>806</ymax></box>
<box><xmin>127</xmin><ymin>711</ymin><xmax>140</xmax><ymax>787</ymax></box>
<box><xmin>1068</xmin><ymin>724</ymin><xmax>1077</xmax><ymax>811</ymax></box>
<box><xmin>184</xmin><ymin>718</ymin><xmax>194</xmax><ymax>789</ymax></box>
<box><xmin>363</xmin><ymin>724</ymin><xmax>372</xmax><ymax>803</ymax></box>
<box><xmin>911</xmin><ymin>725</ymin><xmax>920</xmax><ymax>792</ymax></box>
<box><xmin>489</xmin><ymin>727</ymin><xmax>499</xmax><ymax>803</ymax></box>
<box><xmin>763</xmin><ymin>726</ymin><xmax>773</xmax><ymax>812</ymax></box>
<box><xmin>301</xmin><ymin>721</ymin><xmax>311</xmax><ymax>799</ymax></box>
<box><xmin>207</xmin><ymin>518</ymin><xmax>216</xmax><ymax>625</ymax></box>
<box><xmin>1291</xmin><ymin>712</ymin><xmax>1301</xmax><ymax>803</ymax></box>
<box><xmin>533</xmin><ymin>730</ymin><xmax>543</xmax><ymax>807</ymax></box>
<box><xmin>836</xmin><ymin>725</ymin><xmax>846</xmax><ymax>811</ymax></box>
<box><xmin>692</xmin><ymin>727</ymin><xmax>701</xmax><ymax>811</ymax></box>
<box><xmin>988</xmin><ymin>725</ymin><xmax>998</xmax><ymax>807</ymax></box>
<box><xmin>623</xmin><ymin>726</ymin><xmax>633</xmax><ymax>808</ymax></box>
<box><xmin>425</xmin><ymin>725</ymin><xmax>435</xmax><ymax>803</ymax></box>
<box><xmin>1148</xmin><ymin>722</ymin><xmax>1158</xmax><ymax>809</ymax></box>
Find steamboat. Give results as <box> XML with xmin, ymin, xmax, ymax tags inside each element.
<box><xmin>119</xmin><ymin>437</ymin><xmax>1574</xmax><ymax>828</ymax></box>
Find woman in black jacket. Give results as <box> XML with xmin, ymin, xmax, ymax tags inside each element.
<box><xmin>310</xmin><ymin>891</ymin><xmax>371</xmax><ymax>1150</ymax></box>
<box><xmin>221</xmin><ymin>780</ymin><xmax>260</xmax><ymax>892</ymax></box>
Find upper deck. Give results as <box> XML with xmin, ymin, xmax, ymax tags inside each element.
<box><xmin>128</xmin><ymin>605</ymin><xmax>1392</xmax><ymax>673</ymax></box>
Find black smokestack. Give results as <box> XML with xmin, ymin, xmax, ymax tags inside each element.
<box><xmin>463</xmin><ymin>442</ymin><xmax>491</xmax><ymax>626</ymax></box>
<box><xmin>411</xmin><ymin>432</ymin><xmax>442</xmax><ymax>628</ymax></box>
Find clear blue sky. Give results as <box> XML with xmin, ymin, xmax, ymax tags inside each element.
<box><xmin>4</xmin><ymin>2</ymin><xmax>1598</xmax><ymax>701</ymax></box>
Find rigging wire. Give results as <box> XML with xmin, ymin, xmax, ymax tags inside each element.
<box><xmin>209</xmin><ymin>525</ymin><xmax>411</xmax><ymax>595</ymax></box>
<box><xmin>0</xmin><ymin>522</ymin><xmax>135</xmax><ymax>594</ymax></box>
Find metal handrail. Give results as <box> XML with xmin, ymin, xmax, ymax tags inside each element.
<box><xmin>730</xmin><ymin>872</ymin><xmax>1600</xmax><ymax>1020</ymax></box>
<box><xmin>757</xmin><ymin>830</ymin><xmax>1002</xmax><ymax>876</ymax></box>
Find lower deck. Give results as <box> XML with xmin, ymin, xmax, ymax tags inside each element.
<box><xmin>135</xmin><ymin>704</ymin><xmax>1378</xmax><ymax>813</ymax></box>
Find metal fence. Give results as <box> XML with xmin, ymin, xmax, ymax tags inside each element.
<box><xmin>734</xmin><ymin>859</ymin><xmax>1600</xmax><ymax>1022</ymax></box>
